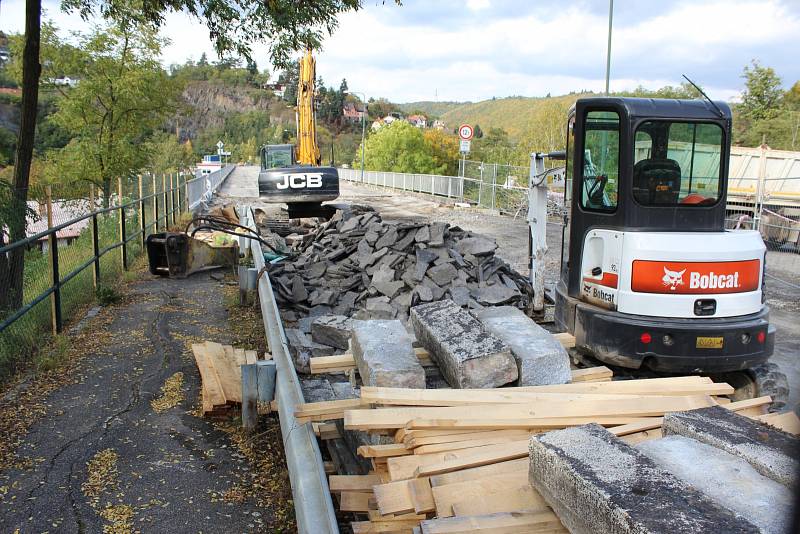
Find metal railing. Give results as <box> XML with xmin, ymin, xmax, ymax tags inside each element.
<box><xmin>187</xmin><ymin>165</ymin><xmax>235</xmax><ymax>211</ymax></box>
<box><xmin>0</xmin><ymin>167</ymin><xmax>233</xmax><ymax>380</ymax></box>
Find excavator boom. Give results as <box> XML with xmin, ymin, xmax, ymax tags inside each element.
<box><xmin>296</xmin><ymin>49</ymin><xmax>321</xmax><ymax>166</ymax></box>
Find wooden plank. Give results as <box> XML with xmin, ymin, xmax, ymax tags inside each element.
<box><xmin>329</xmin><ymin>474</ymin><xmax>382</xmax><ymax>492</ymax></box>
<box><xmin>406</xmin><ymin>415</ymin><xmax>654</xmax><ymax>432</ymax></box>
<box><xmin>324</xmin><ymin>461</ymin><xmax>336</xmax><ymax>474</ymax></box>
<box><xmin>570</xmin><ymin>365</ymin><xmax>612</xmax><ymax>382</ymax></box>
<box><xmin>513</xmin><ymin>376</ymin><xmax>732</xmax><ymax>396</ymax></box>
<box><xmin>407</xmin><ymin>429</ymin><xmax>531</xmax><ymax>448</ymax></box>
<box><xmin>192</xmin><ymin>343</ymin><xmax>226</xmax><ymax>407</ymax></box>
<box><xmin>360</xmin><ymin>386</ymin><xmax>668</xmax><ymax>407</ymax></box>
<box><xmin>359</xmin><ymin>443</ymin><xmax>413</xmax><ymax>458</ymax></box>
<box><xmin>756</xmin><ymin>411</ymin><xmax>800</xmax><ymax>435</ymax></box>
<box><xmin>414</xmin><ymin>436</ymin><xmax>525</xmax><ymax>455</ymax></box>
<box><xmin>344</xmin><ymin>395</ymin><xmax>716</xmax><ymax>430</ymax></box>
<box><xmin>619</xmin><ymin>428</ymin><xmax>663</xmax><ymax>445</ymax></box>
<box><xmin>608</xmin><ymin>418</ymin><xmax>664</xmax><ymax>436</ymax></box>
<box><xmin>229</xmin><ymin>346</ymin><xmax>247</xmax><ymax>365</ymax></box>
<box><xmin>430</xmin><ymin>472</ymin><xmax>533</xmax><ymax>517</ymax></box>
<box><xmin>206</xmin><ymin>342</ymin><xmax>242</xmax><ymax>403</ymax></box>
<box><xmin>388</xmin><ymin>454</ymin><xmax>451</xmax><ymax>481</ymax></box>
<box><xmin>429</xmin><ymin>458</ymin><xmax>529</xmax><ymax>487</ymax></box>
<box><xmin>351</xmin><ymin>520</ymin><xmax>420</xmax><ymax>533</ymax></box>
<box><xmin>553</xmin><ymin>332</ymin><xmax>576</xmax><ymax>349</ymax></box>
<box><xmin>295</xmin><ymin>398</ymin><xmax>364</xmax><ymax>422</ymax></box>
<box><xmin>319</xmin><ymin>423</ymin><xmax>341</xmax><ymax>440</ymax></box>
<box><xmin>414</xmin><ymin>441</ymin><xmax>531</xmax><ymax>478</ymax></box>
<box><xmin>340</xmin><ymin>491</ymin><xmax>375</xmax><ymax>512</ymax></box>
<box><xmin>420</xmin><ymin>510</ymin><xmax>561</xmax><ymax>533</ymax></box>
<box><xmin>311</xmin><ymin>354</ymin><xmax>357</xmax><ymax>374</ymax></box>
<box><xmin>245</xmin><ymin>349</ymin><xmax>258</xmax><ymax>365</ymax></box>
<box><xmin>367</xmin><ymin>511</ymin><xmax>427</xmax><ymax>522</ymax></box>
<box><xmin>408</xmin><ymin>477</ymin><xmax>435</xmax><ymax>514</ymax></box>
<box><xmin>451</xmin><ymin>485</ymin><xmax>549</xmax><ymax>517</ymax></box>
<box><xmin>374</xmin><ymin>479</ymin><xmax>415</xmax><ymax>515</ymax></box>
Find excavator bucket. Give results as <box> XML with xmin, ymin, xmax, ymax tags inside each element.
<box><xmin>146</xmin><ymin>232</ymin><xmax>238</xmax><ymax>278</ymax></box>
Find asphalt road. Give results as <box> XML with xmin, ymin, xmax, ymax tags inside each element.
<box><xmin>0</xmin><ymin>273</ymin><xmax>293</xmax><ymax>533</ymax></box>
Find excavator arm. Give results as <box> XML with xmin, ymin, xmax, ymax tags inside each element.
<box><xmin>296</xmin><ymin>48</ymin><xmax>321</xmax><ymax>166</ymax></box>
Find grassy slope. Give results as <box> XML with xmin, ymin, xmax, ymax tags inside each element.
<box><xmin>397</xmin><ymin>101</ymin><xmax>467</xmax><ymax>118</ymax></box>
<box><xmin>440</xmin><ymin>94</ymin><xmax>589</xmax><ymax>140</ymax></box>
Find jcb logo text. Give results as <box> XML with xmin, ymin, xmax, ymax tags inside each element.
<box><xmin>276</xmin><ymin>173</ymin><xmax>323</xmax><ymax>189</ymax></box>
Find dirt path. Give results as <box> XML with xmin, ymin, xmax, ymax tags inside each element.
<box><xmin>0</xmin><ymin>272</ymin><xmax>295</xmax><ymax>533</ymax></box>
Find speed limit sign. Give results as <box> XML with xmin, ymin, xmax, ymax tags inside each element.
<box><xmin>458</xmin><ymin>124</ymin><xmax>474</xmax><ymax>141</ymax></box>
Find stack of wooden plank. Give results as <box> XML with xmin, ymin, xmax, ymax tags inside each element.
<box><xmin>297</xmin><ymin>371</ymin><xmax>800</xmax><ymax>533</ymax></box>
<box><xmin>191</xmin><ymin>341</ymin><xmax>262</xmax><ymax>417</ymax></box>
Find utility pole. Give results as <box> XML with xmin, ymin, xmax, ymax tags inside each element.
<box><xmin>605</xmin><ymin>0</ymin><xmax>614</xmax><ymax>95</ymax></box>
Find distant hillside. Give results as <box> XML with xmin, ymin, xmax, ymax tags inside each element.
<box><xmin>397</xmin><ymin>101</ymin><xmax>467</xmax><ymax>118</ymax></box>
<box><xmin>439</xmin><ymin>94</ymin><xmax>589</xmax><ymax>140</ymax></box>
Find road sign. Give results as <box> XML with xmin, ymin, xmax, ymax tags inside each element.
<box><xmin>460</xmin><ymin>139</ymin><xmax>471</xmax><ymax>153</ymax></box>
<box><xmin>216</xmin><ymin>140</ymin><xmax>224</xmax><ymax>151</ymax></box>
<box><xmin>458</xmin><ymin>124</ymin><xmax>474</xmax><ymax>141</ymax></box>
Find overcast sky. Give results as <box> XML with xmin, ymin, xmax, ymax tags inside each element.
<box><xmin>2</xmin><ymin>0</ymin><xmax>798</xmax><ymax>103</ymax></box>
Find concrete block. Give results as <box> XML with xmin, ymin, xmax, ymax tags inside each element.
<box><xmin>351</xmin><ymin>320</ymin><xmax>425</xmax><ymax>389</ymax></box>
<box><xmin>662</xmin><ymin>406</ymin><xmax>799</xmax><ymax>489</ymax></box>
<box><xmin>410</xmin><ymin>300</ymin><xmax>517</xmax><ymax>388</ymax></box>
<box><xmin>311</xmin><ymin>315</ymin><xmax>353</xmax><ymax>350</ymax></box>
<box><xmin>638</xmin><ymin>435</ymin><xmax>793</xmax><ymax>534</ymax></box>
<box><xmin>528</xmin><ymin>424</ymin><xmax>760</xmax><ymax>534</ymax></box>
<box><xmin>473</xmin><ymin>306</ymin><xmax>571</xmax><ymax>386</ymax></box>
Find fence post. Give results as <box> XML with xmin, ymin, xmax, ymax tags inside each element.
<box><xmin>754</xmin><ymin>142</ymin><xmax>768</xmax><ymax>231</ymax></box>
<box><xmin>45</xmin><ymin>186</ymin><xmax>62</xmax><ymax>335</ymax></box>
<box><xmin>138</xmin><ymin>174</ymin><xmax>146</xmax><ymax>248</ymax></box>
<box><xmin>491</xmin><ymin>164</ymin><xmax>497</xmax><ymax>212</ymax></box>
<box><xmin>184</xmin><ymin>170</ymin><xmax>190</xmax><ymax>213</ymax></box>
<box><xmin>170</xmin><ymin>172</ymin><xmax>177</xmax><ymax>225</ymax></box>
<box><xmin>89</xmin><ymin>184</ymin><xmax>99</xmax><ymax>289</ymax></box>
<box><xmin>118</xmin><ymin>177</ymin><xmax>128</xmax><ymax>270</ymax></box>
<box><xmin>152</xmin><ymin>174</ymin><xmax>159</xmax><ymax>232</ymax></box>
<box><xmin>478</xmin><ymin>164</ymin><xmax>484</xmax><ymax>206</ymax></box>
<box><xmin>162</xmin><ymin>173</ymin><xmax>168</xmax><ymax>230</ymax></box>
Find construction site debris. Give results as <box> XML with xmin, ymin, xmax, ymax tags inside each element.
<box><xmin>528</xmin><ymin>423</ymin><xmax>760</xmax><ymax>534</ymax></box>
<box><xmin>662</xmin><ymin>405</ymin><xmax>799</xmax><ymax>489</ymax></box>
<box><xmin>473</xmin><ymin>305</ymin><xmax>571</xmax><ymax>386</ymax></box>
<box><xmin>351</xmin><ymin>320</ymin><xmax>426</xmax><ymax>389</ymax></box>
<box><xmin>311</xmin><ymin>315</ymin><xmax>353</xmax><ymax>350</ymax></box>
<box><xmin>191</xmin><ymin>342</ymin><xmax>264</xmax><ymax>417</ymax></box>
<box><xmin>410</xmin><ymin>300</ymin><xmax>518</xmax><ymax>388</ymax></box>
<box><xmin>266</xmin><ymin>209</ymin><xmax>533</xmax><ymax>326</ymax></box>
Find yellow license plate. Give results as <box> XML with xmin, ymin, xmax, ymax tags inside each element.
<box><xmin>696</xmin><ymin>336</ymin><xmax>724</xmax><ymax>349</ymax></box>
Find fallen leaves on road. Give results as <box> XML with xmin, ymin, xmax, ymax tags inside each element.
<box><xmin>82</xmin><ymin>448</ymin><xmax>119</xmax><ymax>506</ymax></box>
<box><xmin>150</xmin><ymin>372</ymin><xmax>185</xmax><ymax>413</ymax></box>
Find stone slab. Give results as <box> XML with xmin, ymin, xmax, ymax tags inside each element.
<box><xmin>473</xmin><ymin>306</ymin><xmax>571</xmax><ymax>386</ymax></box>
<box><xmin>528</xmin><ymin>424</ymin><xmax>760</xmax><ymax>534</ymax></box>
<box><xmin>410</xmin><ymin>299</ymin><xmax>517</xmax><ymax>388</ymax></box>
<box><xmin>311</xmin><ymin>315</ymin><xmax>354</xmax><ymax>350</ymax></box>
<box><xmin>351</xmin><ymin>320</ymin><xmax>425</xmax><ymax>389</ymax></box>
<box><xmin>662</xmin><ymin>406</ymin><xmax>799</xmax><ymax>489</ymax></box>
<box><xmin>638</xmin><ymin>435</ymin><xmax>793</xmax><ymax>534</ymax></box>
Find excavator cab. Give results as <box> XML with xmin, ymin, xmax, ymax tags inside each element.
<box><xmin>555</xmin><ymin>97</ymin><xmax>774</xmax><ymax>374</ymax></box>
<box><xmin>262</xmin><ymin>144</ymin><xmax>296</xmax><ymax>169</ymax></box>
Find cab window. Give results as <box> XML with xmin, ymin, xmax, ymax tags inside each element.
<box><xmin>633</xmin><ymin>121</ymin><xmax>722</xmax><ymax>206</ymax></box>
<box><xmin>581</xmin><ymin>111</ymin><xmax>620</xmax><ymax>212</ymax></box>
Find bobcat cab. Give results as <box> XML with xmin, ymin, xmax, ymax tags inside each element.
<box><xmin>554</xmin><ymin>97</ymin><xmax>775</xmax><ymax>376</ymax></box>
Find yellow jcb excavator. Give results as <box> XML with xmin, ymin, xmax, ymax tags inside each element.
<box><xmin>258</xmin><ymin>49</ymin><xmax>339</xmax><ymax>219</ymax></box>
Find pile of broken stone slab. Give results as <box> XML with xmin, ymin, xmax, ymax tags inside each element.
<box><xmin>266</xmin><ymin>208</ymin><xmax>533</xmax><ymax>325</ymax></box>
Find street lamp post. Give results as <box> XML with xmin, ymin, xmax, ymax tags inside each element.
<box><xmin>605</xmin><ymin>0</ymin><xmax>614</xmax><ymax>95</ymax></box>
<box><xmin>347</xmin><ymin>91</ymin><xmax>368</xmax><ymax>183</ymax></box>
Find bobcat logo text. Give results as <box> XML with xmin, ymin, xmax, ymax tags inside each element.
<box><xmin>275</xmin><ymin>173</ymin><xmax>323</xmax><ymax>190</ymax></box>
<box><xmin>662</xmin><ymin>267</ymin><xmax>686</xmax><ymax>291</ymax></box>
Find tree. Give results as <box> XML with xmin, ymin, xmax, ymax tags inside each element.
<box><xmin>739</xmin><ymin>60</ymin><xmax>783</xmax><ymax>122</ymax></box>
<box><xmin>358</xmin><ymin>121</ymin><xmax>435</xmax><ymax>174</ymax></box>
<box><xmin>473</xmin><ymin>127</ymin><xmax>515</xmax><ymax>165</ymax></box>
<box><xmin>48</xmin><ymin>23</ymin><xmax>178</xmax><ymax>203</ymax></box>
<box><xmin>423</xmin><ymin>129</ymin><xmax>459</xmax><ymax>175</ymax></box>
<box><xmin>473</xmin><ymin>124</ymin><xmax>483</xmax><ymax>139</ymax></box>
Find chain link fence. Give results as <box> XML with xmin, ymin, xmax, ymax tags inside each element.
<box><xmin>0</xmin><ymin>166</ymin><xmax>232</xmax><ymax>382</ymax></box>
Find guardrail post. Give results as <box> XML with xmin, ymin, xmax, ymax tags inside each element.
<box><xmin>152</xmin><ymin>174</ymin><xmax>159</xmax><ymax>232</ymax></box>
<box><xmin>491</xmin><ymin>164</ymin><xmax>497</xmax><ymax>212</ymax></box>
<box><xmin>90</xmin><ymin>184</ymin><xmax>99</xmax><ymax>288</ymax></box>
<box><xmin>170</xmin><ymin>172</ymin><xmax>176</xmax><ymax>226</ymax></box>
<box><xmin>118</xmin><ymin>177</ymin><xmax>128</xmax><ymax>271</ymax></box>
<box><xmin>138</xmin><ymin>174</ymin><xmax>146</xmax><ymax>247</ymax></box>
<box><xmin>162</xmin><ymin>173</ymin><xmax>168</xmax><ymax>230</ymax></box>
<box><xmin>45</xmin><ymin>186</ymin><xmax>62</xmax><ymax>335</ymax></box>
<box><xmin>184</xmin><ymin>170</ymin><xmax>190</xmax><ymax>212</ymax></box>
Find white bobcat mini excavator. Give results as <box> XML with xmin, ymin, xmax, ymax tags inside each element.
<box><xmin>257</xmin><ymin>49</ymin><xmax>339</xmax><ymax>219</ymax></box>
<box><xmin>530</xmin><ymin>97</ymin><xmax>787</xmax><ymax>406</ymax></box>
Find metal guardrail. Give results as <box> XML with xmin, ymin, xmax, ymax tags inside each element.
<box><xmin>187</xmin><ymin>165</ymin><xmax>235</xmax><ymax>211</ymax></box>
<box><xmin>244</xmin><ymin>208</ymin><xmax>339</xmax><ymax>534</ymax></box>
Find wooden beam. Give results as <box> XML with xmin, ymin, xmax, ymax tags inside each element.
<box><xmin>329</xmin><ymin>474</ymin><xmax>382</xmax><ymax>493</ymax></box>
<box><xmin>431</xmin><ymin>472</ymin><xmax>532</xmax><ymax>518</ymax></box>
<box><xmin>406</xmin><ymin>429</ymin><xmax>532</xmax><ymax>448</ymax></box>
<box><xmin>755</xmin><ymin>411</ymin><xmax>800</xmax><ymax>435</ymax></box>
<box><xmin>569</xmin><ymin>365</ymin><xmax>611</xmax><ymax>382</ymax></box>
<box><xmin>192</xmin><ymin>343</ymin><xmax>225</xmax><ymax>408</ymax></box>
<box><xmin>429</xmin><ymin>459</ymin><xmax>529</xmax><ymax>487</ymax></box>
<box><xmin>413</xmin><ymin>436</ymin><xmax>526</xmax><ymax>455</ymax></box>
<box><xmin>419</xmin><ymin>510</ymin><xmax>562</xmax><ymax>533</ymax></box>
<box><xmin>351</xmin><ymin>520</ymin><xmax>420</xmax><ymax>533</ymax></box>
<box><xmin>295</xmin><ymin>398</ymin><xmax>365</xmax><ymax>423</ymax></box>
<box><xmin>405</xmin><ymin>416</ymin><xmax>655</xmax><ymax>432</ymax></box>
<box><xmin>414</xmin><ymin>441</ymin><xmax>531</xmax><ymax>478</ymax></box>
<box><xmin>340</xmin><ymin>491</ymin><xmax>375</xmax><ymax>512</ymax></box>
<box><xmin>408</xmin><ymin>477</ymin><xmax>436</xmax><ymax>514</ymax></box>
<box><xmin>358</xmin><ymin>443</ymin><xmax>413</xmax><ymax>458</ymax></box>
<box><xmin>373</xmin><ymin>479</ymin><xmax>416</xmax><ymax>515</ymax></box>
<box><xmin>451</xmin><ymin>485</ymin><xmax>549</xmax><ymax>517</ymax></box>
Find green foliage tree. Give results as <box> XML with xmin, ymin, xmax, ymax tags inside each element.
<box><xmin>146</xmin><ymin>132</ymin><xmax>195</xmax><ymax>172</ymax></box>
<box><xmin>358</xmin><ymin>121</ymin><xmax>435</xmax><ymax>174</ymax></box>
<box><xmin>423</xmin><ymin>129</ymin><xmax>459</xmax><ymax>175</ymax></box>
<box><xmin>739</xmin><ymin>60</ymin><xmax>783</xmax><ymax>122</ymax></box>
<box><xmin>473</xmin><ymin>127</ymin><xmax>515</xmax><ymax>165</ymax></box>
<box><xmin>47</xmin><ymin>23</ymin><xmax>177</xmax><ymax>203</ymax></box>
